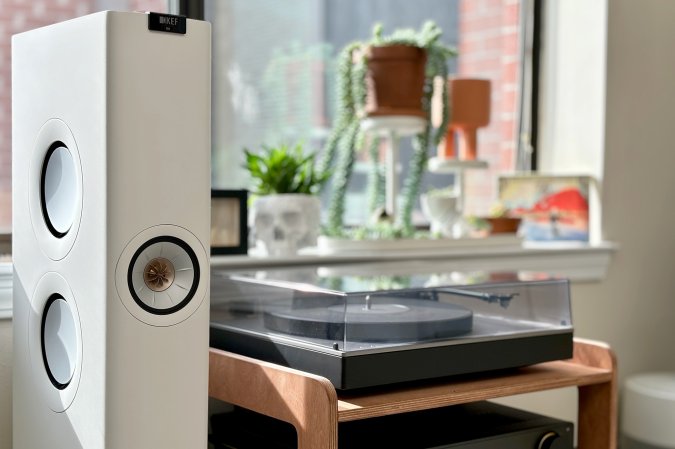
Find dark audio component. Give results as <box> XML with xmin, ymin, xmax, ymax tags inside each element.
<box><xmin>209</xmin><ymin>401</ymin><xmax>574</xmax><ymax>449</ymax></box>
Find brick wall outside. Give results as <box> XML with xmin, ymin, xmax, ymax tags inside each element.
<box><xmin>457</xmin><ymin>0</ymin><xmax>520</xmax><ymax>215</ymax></box>
<box><xmin>0</xmin><ymin>0</ymin><xmax>166</xmax><ymax>231</ymax></box>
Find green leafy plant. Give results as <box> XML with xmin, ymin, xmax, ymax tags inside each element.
<box><xmin>244</xmin><ymin>143</ymin><xmax>330</xmax><ymax>195</ymax></box>
<box><xmin>319</xmin><ymin>21</ymin><xmax>457</xmax><ymax>237</ymax></box>
<box><xmin>488</xmin><ymin>202</ymin><xmax>510</xmax><ymax>217</ymax></box>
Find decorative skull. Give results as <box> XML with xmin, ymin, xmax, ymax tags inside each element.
<box><xmin>251</xmin><ymin>194</ymin><xmax>320</xmax><ymax>257</ymax></box>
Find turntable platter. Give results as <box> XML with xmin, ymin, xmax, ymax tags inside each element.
<box><xmin>263</xmin><ymin>296</ymin><xmax>473</xmax><ymax>342</ymax></box>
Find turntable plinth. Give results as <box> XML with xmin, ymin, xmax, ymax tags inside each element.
<box><xmin>208</xmin><ymin>338</ymin><xmax>617</xmax><ymax>449</ymax></box>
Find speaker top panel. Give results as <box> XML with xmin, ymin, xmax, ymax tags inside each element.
<box><xmin>29</xmin><ymin>119</ymin><xmax>84</xmax><ymax>261</ymax></box>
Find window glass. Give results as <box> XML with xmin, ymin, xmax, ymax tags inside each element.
<box><xmin>208</xmin><ymin>0</ymin><xmax>523</xmax><ymax>224</ymax></box>
<box><xmin>0</xmin><ymin>0</ymin><xmax>167</xmax><ymax>233</ymax></box>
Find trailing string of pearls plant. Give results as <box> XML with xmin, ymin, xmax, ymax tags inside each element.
<box><xmin>318</xmin><ymin>21</ymin><xmax>457</xmax><ymax>238</ymax></box>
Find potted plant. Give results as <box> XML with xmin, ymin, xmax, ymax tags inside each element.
<box><xmin>484</xmin><ymin>203</ymin><xmax>522</xmax><ymax>234</ymax></box>
<box><xmin>244</xmin><ymin>143</ymin><xmax>330</xmax><ymax>256</ymax></box>
<box><xmin>318</xmin><ymin>21</ymin><xmax>457</xmax><ymax>237</ymax></box>
<box><xmin>467</xmin><ymin>203</ymin><xmax>522</xmax><ymax>236</ymax></box>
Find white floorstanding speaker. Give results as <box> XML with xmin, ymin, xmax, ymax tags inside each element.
<box><xmin>12</xmin><ymin>11</ymin><xmax>211</xmax><ymax>449</ymax></box>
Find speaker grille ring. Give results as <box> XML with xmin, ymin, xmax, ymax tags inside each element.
<box><xmin>127</xmin><ymin>235</ymin><xmax>200</xmax><ymax>315</ymax></box>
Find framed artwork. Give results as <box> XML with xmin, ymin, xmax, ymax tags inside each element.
<box><xmin>498</xmin><ymin>175</ymin><xmax>592</xmax><ymax>242</ymax></box>
<box><xmin>211</xmin><ymin>189</ymin><xmax>248</xmax><ymax>255</ymax></box>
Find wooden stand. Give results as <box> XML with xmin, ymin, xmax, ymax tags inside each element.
<box><xmin>209</xmin><ymin>338</ymin><xmax>617</xmax><ymax>449</ymax></box>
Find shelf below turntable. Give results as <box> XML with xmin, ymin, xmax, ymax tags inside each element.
<box><xmin>208</xmin><ymin>339</ymin><xmax>618</xmax><ymax>449</ymax></box>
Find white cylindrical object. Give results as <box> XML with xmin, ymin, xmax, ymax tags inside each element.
<box><xmin>623</xmin><ymin>372</ymin><xmax>675</xmax><ymax>448</ymax></box>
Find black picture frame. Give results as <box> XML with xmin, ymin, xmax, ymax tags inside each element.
<box><xmin>211</xmin><ymin>189</ymin><xmax>248</xmax><ymax>255</ymax></box>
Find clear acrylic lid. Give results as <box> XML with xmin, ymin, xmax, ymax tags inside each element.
<box><xmin>210</xmin><ymin>267</ymin><xmax>572</xmax><ymax>354</ymax></box>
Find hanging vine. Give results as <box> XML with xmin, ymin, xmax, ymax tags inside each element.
<box><xmin>319</xmin><ymin>22</ymin><xmax>457</xmax><ymax>238</ymax></box>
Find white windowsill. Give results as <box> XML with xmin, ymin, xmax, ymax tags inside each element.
<box><xmin>0</xmin><ymin>241</ymin><xmax>617</xmax><ymax>320</ymax></box>
<box><xmin>0</xmin><ymin>263</ymin><xmax>11</xmax><ymax>320</ymax></box>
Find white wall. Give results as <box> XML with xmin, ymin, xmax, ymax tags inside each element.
<box><xmin>578</xmin><ymin>0</ymin><xmax>675</xmax><ymax>378</ymax></box>
<box><xmin>498</xmin><ymin>0</ymin><xmax>675</xmax><ymax>433</ymax></box>
<box><xmin>541</xmin><ymin>0</ymin><xmax>675</xmax><ymax>381</ymax></box>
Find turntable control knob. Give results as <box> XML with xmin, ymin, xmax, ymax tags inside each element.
<box><xmin>537</xmin><ymin>431</ymin><xmax>559</xmax><ymax>449</ymax></box>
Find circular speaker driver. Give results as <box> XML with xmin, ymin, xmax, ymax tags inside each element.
<box><xmin>40</xmin><ymin>143</ymin><xmax>78</xmax><ymax>238</ymax></box>
<box><xmin>29</xmin><ymin>119</ymin><xmax>83</xmax><ymax>261</ymax></box>
<box><xmin>127</xmin><ymin>236</ymin><xmax>199</xmax><ymax>315</ymax></box>
<box><xmin>41</xmin><ymin>294</ymin><xmax>78</xmax><ymax>389</ymax></box>
<box><xmin>29</xmin><ymin>272</ymin><xmax>83</xmax><ymax>412</ymax></box>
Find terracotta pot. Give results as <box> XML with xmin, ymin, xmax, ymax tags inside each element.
<box><xmin>364</xmin><ymin>45</ymin><xmax>427</xmax><ymax>118</ymax></box>
<box><xmin>437</xmin><ymin>78</ymin><xmax>491</xmax><ymax>160</ymax></box>
<box><xmin>486</xmin><ymin>216</ymin><xmax>521</xmax><ymax>234</ymax></box>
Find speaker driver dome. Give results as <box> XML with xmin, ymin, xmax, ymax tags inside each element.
<box><xmin>41</xmin><ymin>295</ymin><xmax>78</xmax><ymax>389</ymax></box>
<box><xmin>41</xmin><ymin>143</ymin><xmax>78</xmax><ymax>237</ymax></box>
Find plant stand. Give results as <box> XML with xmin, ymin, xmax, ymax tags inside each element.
<box><xmin>428</xmin><ymin>156</ymin><xmax>488</xmax><ymax>234</ymax></box>
<box><xmin>209</xmin><ymin>338</ymin><xmax>618</xmax><ymax>449</ymax></box>
<box><xmin>361</xmin><ymin>116</ymin><xmax>426</xmax><ymax>220</ymax></box>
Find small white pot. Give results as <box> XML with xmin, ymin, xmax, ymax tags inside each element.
<box><xmin>420</xmin><ymin>193</ymin><xmax>460</xmax><ymax>238</ymax></box>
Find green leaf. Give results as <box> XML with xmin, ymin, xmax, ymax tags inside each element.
<box><xmin>242</xmin><ymin>143</ymin><xmax>331</xmax><ymax>195</ymax></box>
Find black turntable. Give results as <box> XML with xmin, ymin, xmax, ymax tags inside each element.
<box><xmin>210</xmin><ymin>269</ymin><xmax>573</xmax><ymax>390</ymax></box>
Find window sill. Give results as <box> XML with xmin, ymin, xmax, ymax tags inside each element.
<box><xmin>212</xmin><ymin>240</ymin><xmax>616</xmax><ymax>282</ymax></box>
<box><xmin>0</xmin><ymin>241</ymin><xmax>616</xmax><ymax>320</ymax></box>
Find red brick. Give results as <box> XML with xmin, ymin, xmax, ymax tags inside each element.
<box><xmin>502</xmin><ymin>89</ymin><xmax>517</xmax><ymax>112</ymax></box>
<box><xmin>502</xmin><ymin>33</ymin><xmax>520</xmax><ymax>56</ymax></box>
<box><xmin>502</xmin><ymin>60</ymin><xmax>519</xmax><ymax>83</ymax></box>
<box><xmin>460</xmin><ymin>0</ymin><xmax>476</xmax><ymax>15</ymax></box>
<box><xmin>504</xmin><ymin>3</ymin><xmax>520</xmax><ymax>26</ymax></box>
<box><xmin>461</xmin><ymin>14</ymin><xmax>503</xmax><ymax>33</ymax></box>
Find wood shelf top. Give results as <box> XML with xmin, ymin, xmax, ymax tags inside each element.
<box><xmin>337</xmin><ymin>359</ymin><xmax>612</xmax><ymax>422</ymax></box>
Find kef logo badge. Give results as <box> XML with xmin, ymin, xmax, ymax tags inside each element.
<box><xmin>148</xmin><ymin>12</ymin><xmax>186</xmax><ymax>34</ymax></box>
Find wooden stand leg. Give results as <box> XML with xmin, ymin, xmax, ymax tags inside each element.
<box><xmin>572</xmin><ymin>339</ymin><xmax>618</xmax><ymax>449</ymax></box>
<box><xmin>209</xmin><ymin>349</ymin><xmax>338</xmax><ymax>449</ymax></box>
<box><xmin>578</xmin><ymin>382</ymin><xmax>617</xmax><ymax>449</ymax></box>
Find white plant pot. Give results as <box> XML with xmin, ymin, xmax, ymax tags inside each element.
<box><xmin>420</xmin><ymin>193</ymin><xmax>460</xmax><ymax>238</ymax></box>
<box><xmin>250</xmin><ymin>194</ymin><xmax>321</xmax><ymax>257</ymax></box>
